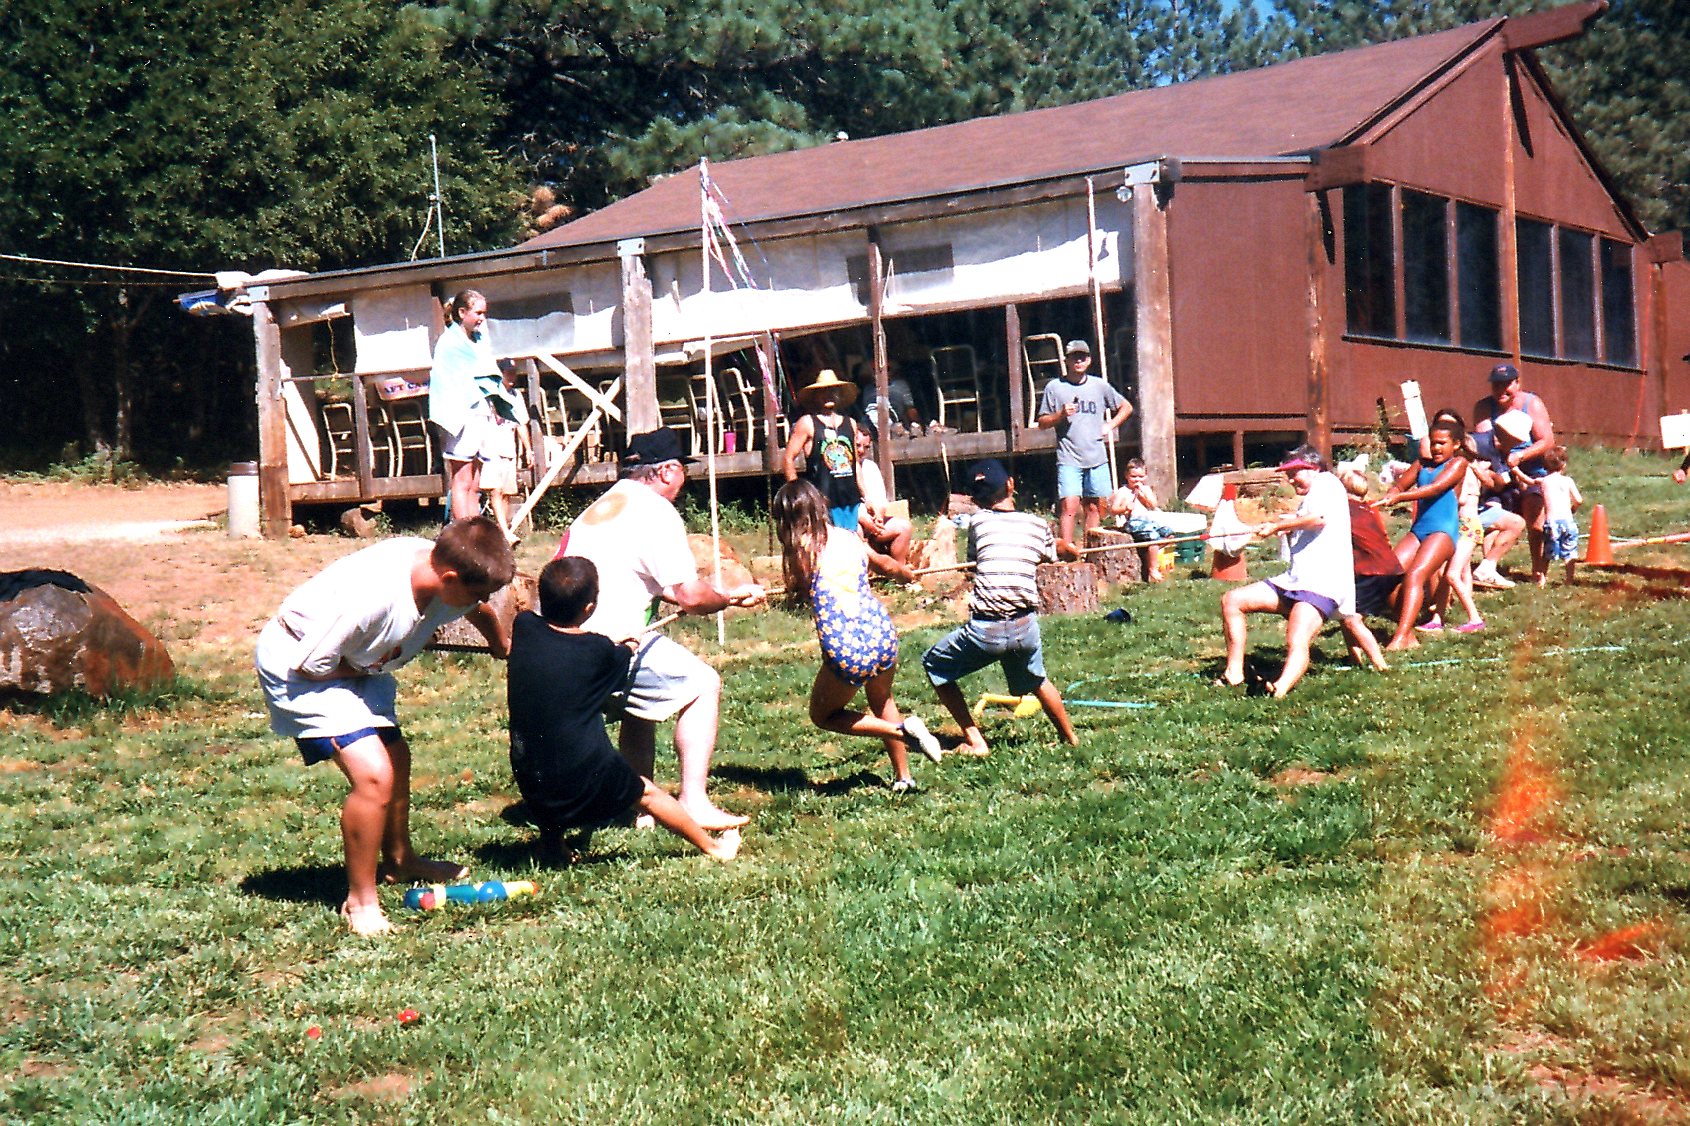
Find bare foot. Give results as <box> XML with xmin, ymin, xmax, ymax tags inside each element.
<box><xmin>1213</xmin><ymin>672</ymin><xmax>1245</xmax><ymax>688</ymax></box>
<box><xmin>706</xmin><ymin>828</ymin><xmax>742</xmax><ymax>861</ymax></box>
<box><xmin>379</xmin><ymin>857</ymin><xmax>469</xmax><ymax>885</ymax></box>
<box><xmin>1383</xmin><ymin>636</ymin><xmax>1419</xmax><ymax>652</ymax></box>
<box><xmin>1265</xmin><ymin>681</ymin><xmax>1289</xmax><ymax>699</ymax></box>
<box><xmin>953</xmin><ymin>739</ymin><xmax>991</xmax><ymax>757</ymax></box>
<box><xmin>340</xmin><ymin>901</ymin><xmax>393</xmax><ymax>937</ymax></box>
<box><xmin>680</xmin><ymin>801</ymin><xmax>750</xmax><ymax>831</ymax></box>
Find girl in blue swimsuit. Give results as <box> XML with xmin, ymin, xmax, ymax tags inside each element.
<box><xmin>1374</xmin><ymin>417</ymin><xmax>1467</xmax><ymax>651</ymax></box>
<box><xmin>773</xmin><ymin>480</ymin><xmax>942</xmax><ymax>791</ymax></box>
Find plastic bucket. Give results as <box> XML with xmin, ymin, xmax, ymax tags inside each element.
<box><xmin>228</xmin><ymin>461</ymin><xmax>260</xmax><ymax>538</ymax></box>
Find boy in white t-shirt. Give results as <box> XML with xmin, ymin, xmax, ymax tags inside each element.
<box><xmin>1535</xmin><ymin>445</ymin><xmax>1583</xmax><ymax>585</ymax></box>
<box><xmin>255</xmin><ymin>517</ymin><xmax>515</xmax><ymax>935</ymax></box>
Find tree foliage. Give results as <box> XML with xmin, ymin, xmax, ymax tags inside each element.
<box><xmin>426</xmin><ymin>0</ymin><xmax>1275</xmax><ymax>221</ymax></box>
<box><xmin>0</xmin><ymin>0</ymin><xmax>522</xmax><ymax>465</ymax></box>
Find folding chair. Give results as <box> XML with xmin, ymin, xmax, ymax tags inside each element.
<box><xmin>1021</xmin><ymin>333</ymin><xmax>1065</xmax><ymax>421</ymax></box>
<box><xmin>930</xmin><ymin>344</ymin><xmax>981</xmax><ymax>432</ymax></box>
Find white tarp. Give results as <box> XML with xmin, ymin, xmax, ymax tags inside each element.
<box><xmin>351</xmin><ymin>287</ymin><xmax>435</xmax><ymax>373</ymax></box>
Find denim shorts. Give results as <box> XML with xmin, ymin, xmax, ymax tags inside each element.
<box><xmin>922</xmin><ymin>613</ymin><xmax>1047</xmax><ymax>695</ymax></box>
<box><xmin>1056</xmin><ymin>462</ymin><xmax>1113</xmax><ymax>500</ymax></box>
<box><xmin>1546</xmin><ymin>517</ymin><xmax>1579</xmax><ymax>561</ymax></box>
<box><xmin>296</xmin><ymin>725</ymin><xmax>403</xmax><ymax>767</ymax></box>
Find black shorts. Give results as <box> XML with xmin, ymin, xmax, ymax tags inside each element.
<box><xmin>1353</xmin><ymin>574</ymin><xmax>1402</xmax><ymax>618</ymax></box>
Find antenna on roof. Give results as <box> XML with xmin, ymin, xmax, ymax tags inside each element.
<box><xmin>430</xmin><ymin>134</ymin><xmax>447</xmax><ymax>258</ymax></box>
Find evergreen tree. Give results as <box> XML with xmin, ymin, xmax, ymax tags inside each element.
<box><xmin>0</xmin><ymin>0</ymin><xmax>521</xmax><ymax>465</ymax></box>
<box><xmin>426</xmin><ymin>0</ymin><xmax>1272</xmax><ymax>222</ymax></box>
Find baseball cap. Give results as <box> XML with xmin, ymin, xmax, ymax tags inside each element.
<box><xmin>968</xmin><ymin>458</ymin><xmax>1011</xmax><ymax>504</ymax></box>
<box><xmin>1064</xmin><ymin>340</ymin><xmax>1091</xmax><ymax>356</ymax></box>
<box><xmin>1488</xmin><ymin>362</ymin><xmax>1519</xmax><ymax>383</ymax></box>
<box><xmin>621</xmin><ymin>428</ymin><xmax>695</xmax><ymax>468</ymax></box>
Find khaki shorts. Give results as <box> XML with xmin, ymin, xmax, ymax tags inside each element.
<box><xmin>606</xmin><ymin>634</ymin><xmax>715</xmax><ymax>723</ymax></box>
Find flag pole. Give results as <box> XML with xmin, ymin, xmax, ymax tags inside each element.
<box><xmin>1086</xmin><ymin>176</ymin><xmax>1117</xmax><ymax>491</ymax></box>
<box><xmin>701</xmin><ymin>159</ymin><xmax>725</xmax><ymax>645</ymax></box>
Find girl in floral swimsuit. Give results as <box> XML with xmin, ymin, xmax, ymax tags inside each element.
<box><xmin>773</xmin><ymin>480</ymin><xmax>942</xmax><ymax>791</ymax></box>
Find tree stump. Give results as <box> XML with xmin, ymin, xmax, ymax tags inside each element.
<box><xmin>429</xmin><ymin>572</ymin><xmax>539</xmax><ymax>651</ymax></box>
<box><xmin>1083</xmin><ymin>528</ymin><xmax>1142</xmax><ymax>585</ymax></box>
<box><xmin>1036</xmin><ymin>562</ymin><xmax>1099</xmax><ymax>616</ymax></box>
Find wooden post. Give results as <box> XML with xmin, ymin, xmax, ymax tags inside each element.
<box><xmin>619</xmin><ymin>238</ymin><xmax>658</xmax><ymax>434</ymax></box>
<box><xmin>253</xmin><ymin>302</ymin><xmax>292</xmax><ymax>538</ymax></box>
<box><xmin>1005</xmin><ymin>301</ymin><xmax>1024</xmax><ymax>455</ymax></box>
<box><xmin>525</xmin><ymin>360</ymin><xmax>547</xmax><ymax>483</ymax></box>
<box><xmin>1305</xmin><ymin>190</ymin><xmax>1334</xmax><ymax>460</ymax></box>
<box><xmin>759</xmin><ymin>332</ymin><xmax>782</xmax><ymax>473</ymax></box>
<box><xmin>868</xmin><ymin>227</ymin><xmax>893</xmax><ymax>493</ymax></box>
<box><xmin>1501</xmin><ymin>55</ymin><xmax>1523</xmax><ymax>366</ymax></box>
<box><xmin>350</xmin><ymin>374</ymin><xmax>376</xmax><ymax>497</ymax></box>
<box><xmin>1132</xmin><ymin>184</ymin><xmax>1177</xmax><ymax>507</ymax></box>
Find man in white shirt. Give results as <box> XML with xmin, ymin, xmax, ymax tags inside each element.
<box><xmin>1216</xmin><ymin>446</ymin><xmax>1354</xmax><ymax>698</ymax></box>
<box><xmin>556</xmin><ymin>429</ymin><xmax>764</xmax><ymax>830</ymax></box>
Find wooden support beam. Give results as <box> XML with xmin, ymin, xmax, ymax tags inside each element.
<box><xmin>253</xmin><ymin>303</ymin><xmax>292</xmax><ymax>538</ymax></box>
<box><xmin>1304</xmin><ymin>145</ymin><xmax>1371</xmax><ymax>193</ymax></box>
<box><xmin>1305</xmin><ymin>190</ymin><xmax>1334</xmax><ymax>460</ymax></box>
<box><xmin>619</xmin><ymin>240</ymin><xmax>657</xmax><ymax>435</ymax></box>
<box><xmin>1502</xmin><ymin>0</ymin><xmax>1606</xmax><ymax>52</ymax></box>
<box><xmin>1131</xmin><ymin>184</ymin><xmax>1177</xmax><ymax>506</ymax></box>
<box><xmin>1501</xmin><ymin>55</ymin><xmax>1523</xmax><ymax>366</ymax></box>
<box><xmin>868</xmin><ymin>228</ymin><xmax>893</xmax><ymax>494</ymax></box>
<box><xmin>1005</xmin><ymin>301</ymin><xmax>1024</xmax><ymax>458</ymax></box>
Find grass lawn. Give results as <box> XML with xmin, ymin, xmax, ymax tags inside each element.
<box><xmin>3</xmin><ymin>448</ymin><xmax>1689</xmax><ymax>1123</ymax></box>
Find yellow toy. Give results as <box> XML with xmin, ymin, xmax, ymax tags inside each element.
<box><xmin>972</xmin><ymin>693</ymin><xmax>1042</xmax><ymax>720</ymax></box>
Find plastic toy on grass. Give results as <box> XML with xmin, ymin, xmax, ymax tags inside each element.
<box><xmin>973</xmin><ymin>693</ymin><xmax>1042</xmax><ymax>720</ymax></box>
<box><xmin>403</xmin><ymin>880</ymin><xmax>540</xmax><ymax>911</ymax></box>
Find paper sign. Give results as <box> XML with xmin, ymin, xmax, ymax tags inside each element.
<box><xmin>1401</xmin><ymin>381</ymin><xmax>1428</xmax><ymax>441</ymax></box>
<box><xmin>1661</xmin><ymin>412</ymin><xmax>1690</xmax><ymax>450</ymax></box>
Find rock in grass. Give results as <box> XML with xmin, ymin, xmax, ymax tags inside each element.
<box><xmin>0</xmin><ymin>570</ymin><xmax>175</xmax><ymax>697</ymax></box>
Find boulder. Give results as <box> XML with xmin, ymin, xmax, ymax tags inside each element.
<box><xmin>686</xmin><ymin>533</ymin><xmax>754</xmax><ymax>591</ymax></box>
<box><xmin>0</xmin><ymin>570</ymin><xmax>175</xmax><ymax>697</ymax></box>
<box><xmin>429</xmin><ymin>572</ymin><xmax>538</xmax><ymax>652</ymax></box>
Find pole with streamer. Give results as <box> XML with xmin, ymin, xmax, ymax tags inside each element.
<box><xmin>1086</xmin><ymin>177</ymin><xmax>1118</xmax><ymax>489</ymax></box>
<box><xmin>700</xmin><ymin>159</ymin><xmax>726</xmax><ymax>645</ymax></box>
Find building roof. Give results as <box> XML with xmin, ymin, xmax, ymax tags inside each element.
<box><xmin>525</xmin><ymin>18</ymin><xmax>1503</xmax><ymax>251</ymax></box>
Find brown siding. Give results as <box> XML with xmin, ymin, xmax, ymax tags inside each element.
<box><xmin>1167</xmin><ymin>178</ymin><xmax>1311</xmax><ymax>420</ymax></box>
<box><xmin>1365</xmin><ymin>49</ymin><xmax>1506</xmax><ymax>205</ymax></box>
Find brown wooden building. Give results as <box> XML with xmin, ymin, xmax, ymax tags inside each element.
<box><xmin>247</xmin><ymin>1</ymin><xmax>1690</xmax><ymax>535</ymax></box>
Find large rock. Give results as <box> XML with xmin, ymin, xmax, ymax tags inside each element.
<box><xmin>428</xmin><ymin>572</ymin><xmax>538</xmax><ymax>652</ymax></box>
<box><xmin>0</xmin><ymin>570</ymin><xmax>175</xmax><ymax>697</ymax></box>
<box><xmin>686</xmin><ymin>533</ymin><xmax>754</xmax><ymax>591</ymax></box>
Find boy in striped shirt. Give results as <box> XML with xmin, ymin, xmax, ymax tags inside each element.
<box><xmin>921</xmin><ymin>459</ymin><xmax>1079</xmax><ymax>754</ymax></box>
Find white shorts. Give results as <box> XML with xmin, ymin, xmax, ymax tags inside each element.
<box><xmin>606</xmin><ymin>634</ymin><xmax>715</xmax><ymax>723</ymax></box>
<box><xmin>480</xmin><ymin>455</ymin><xmax>517</xmax><ymax>494</ymax></box>
<box><xmin>439</xmin><ymin>404</ymin><xmax>499</xmax><ymax>463</ymax></box>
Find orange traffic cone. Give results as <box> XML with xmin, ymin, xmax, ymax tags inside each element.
<box><xmin>1209</xmin><ymin>482</ymin><xmax>1251</xmax><ymax>581</ymax></box>
<box><xmin>1584</xmin><ymin>503</ymin><xmax>1614</xmax><ymax>566</ymax></box>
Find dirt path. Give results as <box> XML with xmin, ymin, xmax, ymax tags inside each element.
<box><xmin>0</xmin><ymin>480</ymin><xmax>358</xmax><ymax>667</ymax></box>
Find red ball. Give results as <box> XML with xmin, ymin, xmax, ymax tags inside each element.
<box><xmin>397</xmin><ymin>1008</ymin><xmax>420</xmax><ymax>1026</ymax></box>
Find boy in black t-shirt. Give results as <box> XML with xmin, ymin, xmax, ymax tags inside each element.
<box><xmin>506</xmin><ymin>557</ymin><xmax>741</xmax><ymax>861</ymax></box>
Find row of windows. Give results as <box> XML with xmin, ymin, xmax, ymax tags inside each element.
<box><xmin>1343</xmin><ymin>183</ymin><xmax>1636</xmax><ymax>368</ymax></box>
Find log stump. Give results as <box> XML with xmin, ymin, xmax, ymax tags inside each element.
<box><xmin>429</xmin><ymin>572</ymin><xmax>539</xmax><ymax>651</ymax></box>
<box><xmin>1083</xmin><ymin>528</ymin><xmax>1143</xmax><ymax>585</ymax></box>
<box><xmin>1036</xmin><ymin>562</ymin><xmax>1099</xmax><ymax>616</ymax></box>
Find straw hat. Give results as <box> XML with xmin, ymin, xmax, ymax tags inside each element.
<box><xmin>797</xmin><ymin>369</ymin><xmax>858</xmax><ymax>408</ymax></box>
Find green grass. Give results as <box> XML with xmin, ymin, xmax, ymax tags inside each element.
<box><xmin>4</xmin><ymin>447</ymin><xmax>1690</xmax><ymax>1122</ymax></box>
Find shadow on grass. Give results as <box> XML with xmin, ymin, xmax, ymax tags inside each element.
<box><xmin>713</xmin><ymin>763</ymin><xmax>885</xmax><ymax>797</ymax></box>
<box><xmin>239</xmin><ymin>865</ymin><xmax>343</xmax><ymax>907</ymax></box>
<box><xmin>0</xmin><ymin>676</ymin><xmax>212</xmax><ymax>725</ymax></box>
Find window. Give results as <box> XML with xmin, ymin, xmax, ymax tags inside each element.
<box><xmin>1601</xmin><ymin>238</ymin><xmax>1636</xmax><ymax>367</ymax></box>
<box><xmin>1401</xmin><ymin>189</ymin><xmax>1450</xmax><ymax>343</ymax></box>
<box><xmin>1343</xmin><ymin>183</ymin><xmax>1396</xmax><ymax>337</ymax></box>
<box><xmin>1517</xmin><ymin>218</ymin><xmax>1555</xmax><ymax>358</ymax></box>
<box><xmin>1457</xmin><ymin>203</ymin><xmax>1501</xmax><ymax>351</ymax></box>
<box><xmin>1558</xmin><ymin>228</ymin><xmax>1596</xmax><ymax>361</ymax></box>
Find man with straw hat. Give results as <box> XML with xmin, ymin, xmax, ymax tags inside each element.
<box><xmin>783</xmin><ymin>369</ymin><xmax>866</xmax><ymax>531</ymax></box>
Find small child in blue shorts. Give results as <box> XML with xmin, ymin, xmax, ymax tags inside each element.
<box><xmin>1536</xmin><ymin>445</ymin><xmax>1583</xmax><ymax>585</ymax></box>
<box><xmin>921</xmin><ymin>459</ymin><xmax>1078</xmax><ymax>754</ymax></box>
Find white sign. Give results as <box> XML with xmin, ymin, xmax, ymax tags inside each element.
<box><xmin>1661</xmin><ymin>412</ymin><xmax>1690</xmax><ymax>450</ymax></box>
<box><xmin>1401</xmin><ymin>381</ymin><xmax>1428</xmax><ymax>441</ymax></box>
